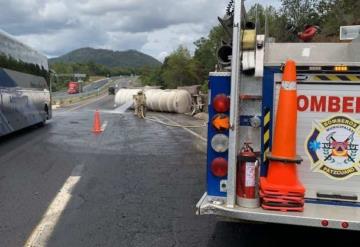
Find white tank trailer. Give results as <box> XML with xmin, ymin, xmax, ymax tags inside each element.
<box><xmin>114</xmin><ymin>89</ymin><xmax>192</xmax><ymax>114</ymax></box>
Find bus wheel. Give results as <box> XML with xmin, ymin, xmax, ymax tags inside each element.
<box><xmin>38</xmin><ymin>105</ymin><xmax>49</xmax><ymax>127</ymax></box>
<box><xmin>44</xmin><ymin>104</ymin><xmax>49</xmax><ymax>120</ymax></box>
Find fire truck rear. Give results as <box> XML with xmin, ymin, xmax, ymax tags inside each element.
<box><xmin>196</xmin><ymin>0</ymin><xmax>360</xmax><ymax>230</ymax></box>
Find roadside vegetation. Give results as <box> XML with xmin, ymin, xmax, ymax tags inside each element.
<box><xmin>50</xmin><ymin>62</ymin><xmax>140</xmax><ymax>91</ymax></box>
<box><xmin>50</xmin><ymin>0</ymin><xmax>359</xmax><ymax>91</ymax></box>
<box><xmin>140</xmin><ymin>0</ymin><xmax>360</xmax><ymax>90</ymax></box>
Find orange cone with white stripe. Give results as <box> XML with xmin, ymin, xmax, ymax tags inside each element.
<box><xmin>260</xmin><ymin>60</ymin><xmax>305</xmax><ymax>211</ymax></box>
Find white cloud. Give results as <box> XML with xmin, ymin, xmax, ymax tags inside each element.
<box><xmin>0</xmin><ymin>0</ymin><xmax>280</xmax><ymax>60</ymax></box>
<box><xmin>141</xmin><ymin>22</ymin><xmax>212</xmax><ymax>61</ymax></box>
<box><xmin>38</xmin><ymin>2</ymin><xmax>68</xmax><ymax>20</ymax></box>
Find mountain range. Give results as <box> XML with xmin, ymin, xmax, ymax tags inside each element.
<box><xmin>49</xmin><ymin>47</ymin><xmax>161</xmax><ymax>68</ymax></box>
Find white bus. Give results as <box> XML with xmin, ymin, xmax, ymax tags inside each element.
<box><xmin>0</xmin><ymin>30</ymin><xmax>51</xmax><ymax>137</ymax></box>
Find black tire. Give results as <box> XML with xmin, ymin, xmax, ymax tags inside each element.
<box><xmin>37</xmin><ymin>105</ymin><xmax>49</xmax><ymax>127</ymax></box>
<box><xmin>37</xmin><ymin>121</ymin><xmax>45</xmax><ymax>127</ymax></box>
<box><xmin>44</xmin><ymin>105</ymin><xmax>49</xmax><ymax>120</ymax></box>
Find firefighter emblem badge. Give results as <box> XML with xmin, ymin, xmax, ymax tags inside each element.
<box><xmin>306</xmin><ymin>116</ymin><xmax>360</xmax><ymax>179</ymax></box>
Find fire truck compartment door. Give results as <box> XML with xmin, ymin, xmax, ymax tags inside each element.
<box><xmin>273</xmin><ymin>73</ymin><xmax>360</xmax><ymax>202</ymax></box>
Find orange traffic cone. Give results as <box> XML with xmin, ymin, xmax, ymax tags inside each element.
<box><xmin>260</xmin><ymin>60</ymin><xmax>305</xmax><ymax>199</ymax></box>
<box><xmin>92</xmin><ymin>110</ymin><xmax>103</xmax><ymax>133</ymax></box>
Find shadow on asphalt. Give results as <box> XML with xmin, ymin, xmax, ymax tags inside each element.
<box><xmin>0</xmin><ymin>122</ymin><xmax>50</xmax><ymax>145</ymax></box>
<box><xmin>208</xmin><ymin>221</ymin><xmax>360</xmax><ymax>247</ymax></box>
<box><xmin>0</xmin><ymin>120</ymin><xmax>78</xmax><ymax>246</ymax></box>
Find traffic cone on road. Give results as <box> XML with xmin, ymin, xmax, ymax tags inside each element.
<box><xmin>260</xmin><ymin>60</ymin><xmax>305</xmax><ymax>212</ymax></box>
<box><xmin>92</xmin><ymin>110</ymin><xmax>103</xmax><ymax>133</ymax></box>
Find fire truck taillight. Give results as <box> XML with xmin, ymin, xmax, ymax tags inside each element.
<box><xmin>341</xmin><ymin>222</ymin><xmax>349</xmax><ymax>229</ymax></box>
<box><xmin>211</xmin><ymin>134</ymin><xmax>229</xmax><ymax>153</ymax></box>
<box><xmin>321</xmin><ymin>220</ymin><xmax>329</xmax><ymax>227</ymax></box>
<box><xmin>213</xmin><ymin>94</ymin><xmax>230</xmax><ymax>113</ymax></box>
<box><xmin>211</xmin><ymin>157</ymin><xmax>228</xmax><ymax>177</ymax></box>
<box><xmin>212</xmin><ymin>114</ymin><xmax>230</xmax><ymax>132</ymax></box>
<box><xmin>207</xmin><ymin>73</ymin><xmax>230</xmax><ymax>195</ymax></box>
<box><xmin>334</xmin><ymin>65</ymin><xmax>348</xmax><ymax>72</ymax></box>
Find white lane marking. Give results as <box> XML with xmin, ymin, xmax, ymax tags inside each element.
<box><xmin>157</xmin><ymin>114</ymin><xmax>207</xmax><ymax>142</ymax></box>
<box><xmin>24</xmin><ymin>164</ymin><xmax>85</xmax><ymax>247</ymax></box>
<box><xmin>64</xmin><ymin>94</ymin><xmax>108</xmax><ymax>112</ymax></box>
<box><xmin>101</xmin><ymin>121</ymin><xmax>108</xmax><ymax>132</ymax></box>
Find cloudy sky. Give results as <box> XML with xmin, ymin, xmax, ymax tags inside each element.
<box><xmin>0</xmin><ymin>0</ymin><xmax>280</xmax><ymax>61</ymax></box>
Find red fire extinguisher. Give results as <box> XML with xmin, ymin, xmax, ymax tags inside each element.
<box><xmin>236</xmin><ymin>143</ymin><xmax>260</xmax><ymax>208</ymax></box>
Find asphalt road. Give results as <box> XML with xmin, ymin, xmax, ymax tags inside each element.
<box><xmin>0</xmin><ymin>95</ymin><xmax>360</xmax><ymax>247</ymax></box>
<box><xmin>52</xmin><ymin>78</ymin><xmax>109</xmax><ymax>99</ymax></box>
<box><xmin>52</xmin><ymin>76</ymin><xmax>137</xmax><ymax>99</ymax></box>
<box><xmin>82</xmin><ymin>78</ymin><xmax>109</xmax><ymax>92</ymax></box>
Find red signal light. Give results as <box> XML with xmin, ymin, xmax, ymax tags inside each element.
<box><xmin>321</xmin><ymin>220</ymin><xmax>329</xmax><ymax>227</ymax></box>
<box><xmin>342</xmin><ymin>222</ymin><xmax>349</xmax><ymax>229</ymax></box>
<box><xmin>213</xmin><ymin>94</ymin><xmax>230</xmax><ymax>113</ymax></box>
<box><xmin>211</xmin><ymin>157</ymin><xmax>228</xmax><ymax>177</ymax></box>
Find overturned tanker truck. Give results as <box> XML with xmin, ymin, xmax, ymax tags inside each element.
<box><xmin>114</xmin><ymin>88</ymin><xmax>193</xmax><ymax>114</ymax></box>
<box><xmin>197</xmin><ymin>0</ymin><xmax>360</xmax><ymax>231</ymax></box>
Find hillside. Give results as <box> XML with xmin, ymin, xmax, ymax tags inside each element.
<box><xmin>49</xmin><ymin>47</ymin><xmax>161</xmax><ymax>68</ymax></box>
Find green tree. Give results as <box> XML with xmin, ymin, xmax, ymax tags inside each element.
<box><xmin>247</xmin><ymin>4</ymin><xmax>281</xmax><ymax>40</ymax></box>
<box><xmin>319</xmin><ymin>0</ymin><xmax>360</xmax><ymax>37</ymax></box>
<box><xmin>161</xmin><ymin>46</ymin><xmax>201</xmax><ymax>88</ymax></box>
<box><xmin>139</xmin><ymin>66</ymin><xmax>163</xmax><ymax>87</ymax></box>
<box><xmin>139</xmin><ymin>0</ymin><xmax>360</xmax><ymax>90</ymax></box>
<box><xmin>280</xmin><ymin>0</ymin><xmax>320</xmax><ymax>27</ymax></box>
<box><xmin>193</xmin><ymin>26</ymin><xmax>226</xmax><ymax>65</ymax></box>
<box><xmin>276</xmin><ymin>0</ymin><xmax>320</xmax><ymax>41</ymax></box>
<box><xmin>194</xmin><ymin>26</ymin><xmax>227</xmax><ymax>75</ymax></box>
<box><xmin>193</xmin><ymin>25</ymin><xmax>227</xmax><ymax>83</ymax></box>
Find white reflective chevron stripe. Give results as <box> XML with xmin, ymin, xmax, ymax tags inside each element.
<box><xmin>281</xmin><ymin>81</ymin><xmax>297</xmax><ymax>90</ymax></box>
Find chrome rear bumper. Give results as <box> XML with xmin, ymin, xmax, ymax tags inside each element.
<box><xmin>197</xmin><ymin>193</ymin><xmax>360</xmax><ymax>230</ymax></box>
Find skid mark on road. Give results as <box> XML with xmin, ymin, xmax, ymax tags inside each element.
<box><xmin>24</xmin><ymin>163</ymin><xmax>85</xmax><ymax>247</ymax></box>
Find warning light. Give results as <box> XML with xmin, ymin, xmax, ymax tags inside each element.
<box><xmin>334</xmin><ymin>66</ymin><xmax>348</xmax><ymax>72</ymax></box>
<box><xmin>211</xmin><ymin>134</ymin><xmax>229</xmax><ymax>153</ymax></box>
<box><xmin>341</xmin><ymin>222</ymin><xmax>349</xmax><ymax>229</ymax></box>
<box><xmin>213</xmin><ymin>94</ymin><xmax>230</xmax><ymax>113</ymax></box>
<box><xmin>211</xmin><ymin>157</ymin><xmax>228</xmax><ymax>177</ymax></box>
<box><xmin>212</xmin><ymin>114</ymin><xmax>230</xmax><ymax>132</ymax></box>
<box><xmin>321</xmin><ymin>220</ymin><xmax>329</xmax><ymax>227</ymax></box>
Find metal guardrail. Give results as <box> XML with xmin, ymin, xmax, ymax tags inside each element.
<box><xmin>52</xmin><ymin>81</ymin><xmax>112</xmax><ymax>106</ymax></box>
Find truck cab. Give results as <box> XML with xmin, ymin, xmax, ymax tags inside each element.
<box><xmin>67</xmin><ymin>81</ymin><xmax>81</xmax><ymax>94</ymax></box>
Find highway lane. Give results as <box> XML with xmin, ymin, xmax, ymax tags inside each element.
<box><xmin>82</xmin><ymin>79</ymin><xmax>108</xmax><ymax>92</ymax></box>
<box><xmin>52</xmin><ymin>79</ymin><xmax>108</xmax><ymax>99</ymax></box>
<box><xmin>52</xmin><ymin>76</ymin><xmax>137</xmax><ymax>99</ymax></box>
<box><xmin>0</xmin><ymin>95</ymin><xmax>213</xmax><ymax>246</ymax></box>
<box><xmin>0</xmin><ymin>95</ymin><xmax>360</xmax><ymax>246</ymax></box>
